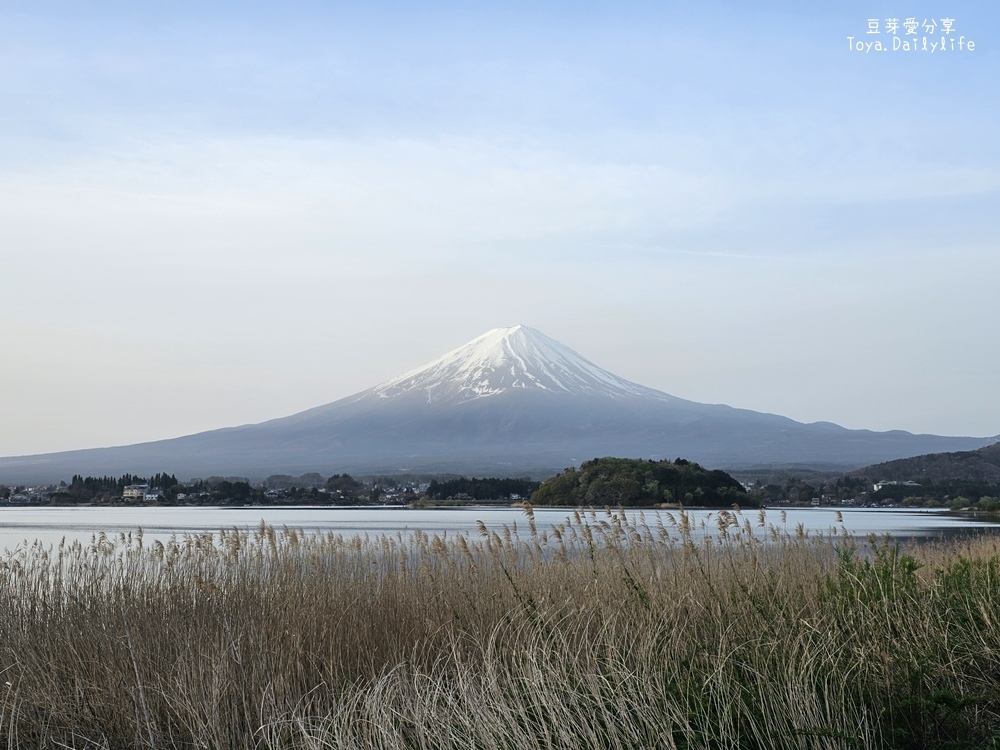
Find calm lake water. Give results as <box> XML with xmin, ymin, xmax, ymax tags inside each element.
<box><xmin>0</xmin><ymin>505</ymin><xmax>998</xmax><ymax>552</ymax></box>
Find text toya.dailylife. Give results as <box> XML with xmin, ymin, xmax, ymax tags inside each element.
<box><xmin>847</xmin><ymin>35</ymin><xmax>975</xmax><ymax>53</ymax></box>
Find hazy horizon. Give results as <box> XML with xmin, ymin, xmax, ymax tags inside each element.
<box><xmin>3</xmin><ymin>1</ymin><xmax>998</xmax><ymax>457</ymax></box>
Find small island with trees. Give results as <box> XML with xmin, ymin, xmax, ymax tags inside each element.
<box><xmin>530</xmin><ymin>456</ymin><xmax>750</xmax><ymax>507</ymax></box>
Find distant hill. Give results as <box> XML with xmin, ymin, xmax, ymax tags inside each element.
<box><xmin>530</xmin><ymin>457</ymin><xmax>749</xmax><ymax>507</ymax></box>
<box><xmin>850</xmin><ymin>442</ymin><xmax>1000</xmax><ymax>484</ymax></box>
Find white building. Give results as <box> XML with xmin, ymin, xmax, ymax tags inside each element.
<box><xmin>123</xmin><ymin>484</ymin><xmax>149</xmax><ymax>501</ymax></box>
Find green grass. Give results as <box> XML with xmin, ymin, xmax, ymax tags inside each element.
<box><xmin>1</xmin><ymin>510</ymin><xmax>1000</xmax><ymax>748</ymax></box>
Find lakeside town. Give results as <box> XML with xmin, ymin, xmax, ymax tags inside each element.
<box><xmin>1</xmin><ymin>470</ymin><xmax>991</xmax><ymax>510</ymax></box>
<box><xmin>0</xmin><ymin>472</ymin><xmax>526</xmax><ymax>508</ymax></box>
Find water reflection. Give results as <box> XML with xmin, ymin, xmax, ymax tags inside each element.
<box><xmin>1</xmin><ymin>505</ymin><xmax>999</xmax><ymax>552</ymax></box>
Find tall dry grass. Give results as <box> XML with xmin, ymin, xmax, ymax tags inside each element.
<box><xmin>0</xmin><ymin>509</ymin><xmax>999</xmax><ymax>749</ymax></box>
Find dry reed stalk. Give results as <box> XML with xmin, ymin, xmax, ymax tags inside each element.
<box><xmin>0</xmin><ymin>511</ymin><xmax>997</xmax><ymax>748</ymax></box>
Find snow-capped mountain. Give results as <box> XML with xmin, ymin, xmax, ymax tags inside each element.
<box><xmin>0</xmin><ymin>326</ymin><xmax>996</xmax><ymax>483</ymax></box>
<box><xmin>369</xmin><ymin>325</ymin><xmax>665</xmax><ymax>403</ymax></box>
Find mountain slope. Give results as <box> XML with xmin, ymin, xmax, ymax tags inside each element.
<box><xmin>850</xmin><ymin>442</ymin><xmax>1000</xmax><ymax>484</ymax></box>
<box><xmin>1</xmin><ymin>326</ymin><xmax>997</xmax><ymax>483</ymax></box>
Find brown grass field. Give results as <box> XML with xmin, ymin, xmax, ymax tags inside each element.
<box><xmin>1</xmin><ymin>507</ymin><xmax>1000</xmax><ymax>749</ymax></box>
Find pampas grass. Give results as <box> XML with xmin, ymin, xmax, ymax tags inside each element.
<box><xmin>0</xmin><ymin>510</ymin><xmax>999</xmax><ymax>749</ymax></box>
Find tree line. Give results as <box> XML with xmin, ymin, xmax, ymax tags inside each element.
<box><xmin>425</xmin><ymin>476</ymin><xmax>540</xmax><ymax>502</ymax></box>
<box><xmin>60</xmin><ymin>473</ymin><xmax>179</xmax><ymax>502</ymax></box>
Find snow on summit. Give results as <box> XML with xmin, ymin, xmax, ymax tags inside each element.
<box><xmin>370</xmin><ymin>325</ymin><xmax>663</xmax><ymax>403</ymax></box>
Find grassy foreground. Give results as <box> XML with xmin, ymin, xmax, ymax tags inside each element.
<box><xmin>1</xmin><ymin>509</ymin><xmax>1000</xmax><ymax>749</ymax></box>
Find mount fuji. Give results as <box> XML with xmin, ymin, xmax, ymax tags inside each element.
<box><xmin>1</xmin><ymin>325</ymin><xmax>996</xmax><ymax>483</ymax></box>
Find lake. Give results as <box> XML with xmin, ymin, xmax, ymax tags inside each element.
<box><xmin>0</xmin><ymin>505</ymin><xmax>998</xmax><ymax>552</ymax></box>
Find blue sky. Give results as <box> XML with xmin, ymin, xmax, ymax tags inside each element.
<box><xmin>2</xmin><ymin>1</ymin><xmax>998</xmax><ymax>456</ymax></box>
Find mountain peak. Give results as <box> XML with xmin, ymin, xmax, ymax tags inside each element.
<box><xmin>368</xmin><ymin>325</ymin><xmax>664</xmax><ymax>403</ymax></box>
<box><xmin>4</xmin><ymin>326</ymin><xmax>998</xmax><ymax>483</ymax></box>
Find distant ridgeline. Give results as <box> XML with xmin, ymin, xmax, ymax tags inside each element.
<box><xmin>530</xmin><ymin>457</ymin><xmax>750</xmax><ymax>507</ymax></box>
<box><xmin>850</xmin><ymin>442</ymin><xmax>1000</xmax><ymax>505</ymax></box>
<box><xmin>851</xmin><ymin>443</ymin><xmax>1000</xmax><ymax>485</ymax></box>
